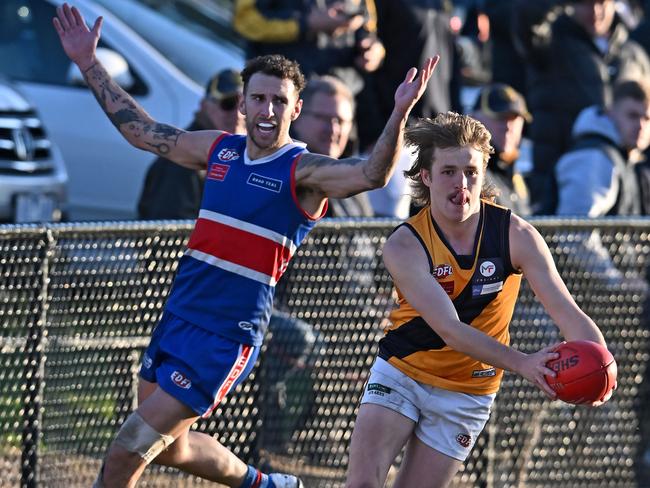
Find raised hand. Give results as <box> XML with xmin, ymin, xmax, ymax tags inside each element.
<box><xmin>393</xmin><ymin>55</ymin><xmax>439</xmax><ymax>115</ymax></box>
<box><xmin>52</xmin><ymin>3</ymin><xmax>103</xmax><ymax>71</ymax></box>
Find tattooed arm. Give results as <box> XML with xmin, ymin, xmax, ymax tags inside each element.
<box><xmin>294</xmin><ymin>56</ymin><xmax>438</xmax><ymax>210</ymax></box>
<box><xmin>53</xmin><ymin>3</ymin><xmax>219</xmax><ymax>170</ymax></box>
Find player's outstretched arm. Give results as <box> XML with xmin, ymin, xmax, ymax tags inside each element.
<box><xmin>508</xmin><ymin>214</ymin><xmax>606</xmax><ymax>346</ymax></box>
<box><xmin>52</xmin><ymin>3</ymin><xmax>219</xmax><ymax>170</ymax></box>
<box><xmin>295</xmin><ymin>56</ymin><xmax>439</xmax><ymax>201</ymax></box>
<box><xmin>382</xmin><ymin>226</ymin><xmax>560</xmax><ymax>398</ymax></box>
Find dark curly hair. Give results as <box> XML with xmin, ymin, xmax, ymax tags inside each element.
<box><xmin>404</xmin><ymin>112</ymin><xmax>496</xmax><ymax>206</ymax></box>
<box><xmin>241</xmin><ymin>54</ymin><xmax>306</xmax><ymax>95</ymax></box>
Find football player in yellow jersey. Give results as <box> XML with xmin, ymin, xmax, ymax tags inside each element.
<box><xmin>345</xmin><ymin>112</ymin><xmax>610</xmax><ymax>488</ymax></box>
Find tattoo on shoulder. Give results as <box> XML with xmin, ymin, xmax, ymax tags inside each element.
<box><xmin>300</xmin><ymin>153</ymin><xmax>363</xmax><ymax>169</ymax></box>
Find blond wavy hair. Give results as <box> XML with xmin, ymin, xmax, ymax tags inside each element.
<box><xmin>404</xmin><ymin>112</ymin><xmax>496</xmax><ymax>206</ymax></box>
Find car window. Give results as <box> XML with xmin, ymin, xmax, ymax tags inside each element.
<box><xmin>131</xmin><ymin>0</ymin><xmax>243</xmax><ymax>48</ymax></box>
<box><xmin>0</xmin><ymin>0</ymin><xmax>147</xmax><ymax>95</ymax></box>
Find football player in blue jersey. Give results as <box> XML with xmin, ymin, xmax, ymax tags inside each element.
<box><xmin>54</xmin><ymin>3</ymin><xmax>438</xmax><ymax>487</ymax></box>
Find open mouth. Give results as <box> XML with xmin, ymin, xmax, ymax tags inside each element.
<box><xmin>256</xmin><ymin>121</ymin><xmax>277</xmax><ymax>134</ymax></box>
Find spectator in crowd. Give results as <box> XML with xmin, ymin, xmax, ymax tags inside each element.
<box><xmin>232</xmin><ymin>0</ymin><xmax>384</xmax><ymax>97</ymax></box>
<box><xmin>366</xmin><ymin>145</ymin><xmax>415</xmax><ymax>218</ymax></box>
<box><xmin>482</xmin><ymin>0</ymin><xmax>526</xmax><ymax>93</ymax></box>
<box><xmin>513</xmin><ymin>0</ymin><xmax>650</xmax><ymax>214</ymax></box>
<box><xmin>471</xmin><ymin>83</ymin><xmax>532</xmax><ymax>215</ymax></box>
<box><xmin>360</xmin><ymin>0</ymin><xmax>461</xmax><ymax>148</ymax></box>
<box><xmin>292</xmin><ymin>74</ymin><xmax>373</xmax><ymax>217</ymax></box>
<box><xmin>137</xmin><ymin>69</ymin><xmax>245</xmax><ymax>220</ymax></box>
<box><xmin>637</xmin><ymin>157</ymin><xmax>650</xmax><ymax>214</ymax></box>
<box><xmin>555</xmin><ymin>78</ymin><xmax>650</xmax><ymax>216</ymax></box>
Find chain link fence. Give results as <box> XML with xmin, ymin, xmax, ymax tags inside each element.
<box><xmin>0</xmin><ymin>218</ymin><xmax>648</xmax><ymax>488</ymax></box>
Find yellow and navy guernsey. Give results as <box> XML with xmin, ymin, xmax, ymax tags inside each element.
<box><xmin>378</xmin><ymin>201</ymin><xmax>522</xmax><ymax>396</ymax></box>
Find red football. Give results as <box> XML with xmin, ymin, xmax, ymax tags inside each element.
<box><xmin>544</xmin><ymin>340</ymin><xmax>617</xmax><ymax>405</ymax></box>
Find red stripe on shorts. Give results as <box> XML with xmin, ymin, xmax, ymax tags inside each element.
<box><xmin>202</xmin><ymin>345</ymin><xmax>253</xmax><ymax>418</ymax></box>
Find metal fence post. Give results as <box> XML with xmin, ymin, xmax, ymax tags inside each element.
<box><xmin>20</xmin><ymin>228</ymin><xmax>52</xmax><ymax>488</ymax></box>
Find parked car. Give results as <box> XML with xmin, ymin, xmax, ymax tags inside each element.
<box><xmin>0</xmin><ymin>0</ymin><xmax>208</xmax><ymax>220</ymax></box>
<box><xmin>94</xmin><ymin>0</ymin><xmax>245</xmax><ymax>87</ymax></box>
<box><xmin>0</xmin><ymin>77</ymin><xmax>67</xmax><ymax>223</ymax></box>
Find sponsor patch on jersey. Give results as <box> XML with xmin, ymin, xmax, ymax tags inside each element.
<box><xmin>479</xmin><ymin>260</ymin><xmax>496</xmax><ymax>277</ymax></box>
<box><xmin>217</xmin><ymin>148</ymin><xmax>239</xmax><ymax>162</ymax></box>
<box><xmin>171</xmin><ymin>371</ymin><xmax>192</xmax><ymax>389</ymax></box>
<box><xmin>471</xmin><ymin>367</ymin><xmax>496</xmax><ymax>378</ymax></box>
<box><xmin>208</xmin><ymin>163</ymin><xmax>230</xmax><ymax>181</ymax></box>
<box><xmin>238</xmin><ymin>321</ymin><xmax>253</xmax><ymax>331</ymax></box>
<box><xmin>367</xmin><ymin>383</ymin><xmax>392</xmax><ymax>396</ymax></box>
<box><xmin>142</xmin><ymin>353</ymin><xmax>152</xmax><ymax>369</ymax></box>
<box><xmin>433</xmin><ymin>264</ymin><xmax>453</xmax><ymax>279</ymax></box>
<box><xmin>456</xmin><ymin>433</ymin><xmax>472</xmax><ymax>448</ymax></box>
<box><xmin>439</xmin><ymin>281</ymin><xmax>454</xmax><ymax>295</ymax></box>
<box><xmin>247</xmin><ymin>173</ymin><xmax>282</xmax><ymax>193</ymax></box>
<box><xmin>472</xmin><ymin>281</ymin><xmax>503</xmax><ymax>297</ymax></box>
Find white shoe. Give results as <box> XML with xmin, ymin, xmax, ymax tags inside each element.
<box><xmin>268</xmin><ymin>472</ymin><xmax>304</xmax><ymax>488</ymax></box>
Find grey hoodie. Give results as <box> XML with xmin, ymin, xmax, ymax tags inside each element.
<box><xmin>555</xmin><ymin>105</ymin><xmax>627</xmax><ymax>216</ymax></box>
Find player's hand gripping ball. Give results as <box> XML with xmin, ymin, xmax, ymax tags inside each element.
<box><xmin>544</xmin><ymin>340</ymin><xmax>617</xmax><ymax>405</ymax></box>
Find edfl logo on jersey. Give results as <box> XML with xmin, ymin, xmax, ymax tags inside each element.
<box><xmin>217</xmin><ymin>148</ymin><xmax>239</xmax><ymax>162</ymax></box>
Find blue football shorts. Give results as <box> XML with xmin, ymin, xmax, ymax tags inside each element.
<box><xmin>140</xmin><ymin>310</ymin><xmax>260</xmax><ymax>418</ymax></box>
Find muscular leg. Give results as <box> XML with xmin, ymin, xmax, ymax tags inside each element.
<box><xmin>100</xmin><ymin>379</ymin><xmax>248</xmax><ymax>487</ymax></box>
<box><xmin>392</xmin><ymin>435</ymin><xmax>462</xmax><ymax>488</ymax></box>
<box><xmin>345</xmin><ymin>404</ymin><xmax>415</xmax><ymax>488</ymax></box>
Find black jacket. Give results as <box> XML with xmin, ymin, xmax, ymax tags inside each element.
<box><xmin>137</xmin><ymin>121</ymin><xmax>204</xmax><ymax>220</ymax></box>
<box><xmin>513</xmin><ymin>1</ymin><xmax>650</xmax><ymax>214</ymax></box>
<box><xmin>234</xmin><ymin>0</ymin><xmax>378</xmax><ymax>95</ymax></box>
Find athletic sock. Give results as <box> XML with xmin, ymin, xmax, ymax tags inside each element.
<box><xmin>239</xmin><ymin>465</ymin><xmax>269</xmax><ymax>488</ymax></box>
<box><xmin>240</xmin><ymin>465</ymin><xmax>300</xmax><ymax>488</ymax></box>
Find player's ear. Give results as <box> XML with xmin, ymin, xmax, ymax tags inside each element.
<box><xmin>291</xmin><ymin>99</ymin><xmax>303</xmax><ymax>121</ymax></box>
<box><xmin>239</xmin><ymin>95</ymin><xmax>246</xmax><ymax>116</ymax></box>
<box><xmin>421</xmin><ymin>168</ymin><xmax>432</xmax><ymax>187</ymax></box>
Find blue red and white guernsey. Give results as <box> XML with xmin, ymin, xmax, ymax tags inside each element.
<box><xmin>165</xmin><ymin>133</ymin><xmax>326</xmax><ymax>346</ymax></box>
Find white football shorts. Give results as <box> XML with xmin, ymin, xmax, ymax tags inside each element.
<box><xmin>360</xmin><ymin>357</ymin><xmax>496</xmax><ymax>461</ymax></box>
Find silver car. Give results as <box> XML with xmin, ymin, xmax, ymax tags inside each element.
<box><xmin>0</xmin><ymin>78</ymin><xmax>67</xmax><ymax>222</ymax></box>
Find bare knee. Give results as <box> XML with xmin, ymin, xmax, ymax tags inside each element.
<box><xmin>99</xmin><ymin>410</ymin><xmax>176</xmax><ymax>484</ymax></box>
<box><xmin>152</xmin><ymin>437</ymin><xmax>191</xmax><ymax>468</ymax></box>
<box><xmin>102</xmin><ymin>443</ymin><xmax>146</xmax><ymax>485</ymax></box>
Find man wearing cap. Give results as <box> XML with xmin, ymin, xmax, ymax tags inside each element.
<box><xmin>471</xmin><ymin>83</ymin><xmax>531</xmax><ymax>216</ymax></box>
<box><xmin>137</xmin><ymin>68</ymin><xmax>245</xmax><ymax>219</ymax></box>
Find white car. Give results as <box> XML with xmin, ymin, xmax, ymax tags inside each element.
<box><xmin>0</xmin><ymin>78</ymin><xmax>67</xmax><ymax>222</ymax></box>
<box><xmin>1</xmin><ymin>0</ymin><xmax>240</xmax><ymax>220</ymax></box>
<box><xmin>94</xmin><ymin>0</ymin><xmax>245</xmax><ymax>87</ymax></box>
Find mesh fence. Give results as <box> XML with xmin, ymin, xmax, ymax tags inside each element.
<box><xmin>0</xmin><ymin>218</ymin><xmax>649</xmax><ymax>488</ymax></box>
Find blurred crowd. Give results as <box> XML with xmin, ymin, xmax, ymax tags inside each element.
<box><xmin>141</xmin><ymin>0</ymin><xmax>650</xmax><ymax>222</ymax></box>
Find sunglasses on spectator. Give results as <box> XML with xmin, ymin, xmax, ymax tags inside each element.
<box><xmin>211</xmin><ymin>96</ymin><xmax>239</xmax><ymax>111</ymax></box>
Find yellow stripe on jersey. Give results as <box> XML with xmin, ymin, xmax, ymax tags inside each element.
<box><xmin>379</xmin><ymin>201</ymin><xmax>522</xmax><ymax>395</ymax></box>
